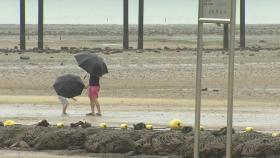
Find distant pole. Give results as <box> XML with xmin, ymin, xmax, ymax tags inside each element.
<box><xmin>240</xmin><ymin>0</ymin><xmax>245</xmax><ymax>49</ymax></box>
<box><xmin>38</xmin><ymin>0</ymin><xmax>44</xmax><ymax>50</ymax></box>
<box><xmin>123</xmin><ymin>0</ymin><xmax>129</xmax><ymax>49</ymax></box>
<box><xmin>223</xmin><ymin>24</ymin><xmax>229</xmax><ymax>49</ymax></box>
<box><xmin>20</xmin><ymin>0</ymin><xmax>26</xmax><ymax>50</ymax></box>
<box><xmin>138</xmin><ymin>0</ymin><xmax>144</xmax><ymax>49</ymax></box>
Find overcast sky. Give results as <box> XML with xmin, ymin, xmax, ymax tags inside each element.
<box><xmin>0</xmin><ymin>0</ymin><xmax>279</xmax><ymax>24</ymax></box>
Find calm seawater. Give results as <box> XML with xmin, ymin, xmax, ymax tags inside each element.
<box><xmin>0</xmin><ymin>0</ymin><xmax>279</xmax><ymax>24</ymax></box>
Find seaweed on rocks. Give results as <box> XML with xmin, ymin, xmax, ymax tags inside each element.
<box><xmin>233</xmin><ymin>137</ymin><xmax>280</xmax><ymax>158</ymax></box>
<box><xmin>133</xmin><ymin>123</ymin><xmax>146</xmax><ymax>130</ymax></box>
<box><xmin>36</xmin><ymin>120</ymin><xmax>50</xmax><ymax>127</ymax></box>
<box><xmin>135</xmin><ymin>130</ymin><xmax>187</xmax><ymax>156</ymax></box>
<box><xmin>0</xmin><ymin>125</ymin><xmax>29</xmax><ymax>147</ymax></box>
<box><xmin>85</xmin><ymin>129</ymin><xmax>141</xmax><ymax>154</ymax></box>
<box><xmin>34</xmin><ymin>128</ymin><xmax>87</xmax><ymax>150</ymax></box>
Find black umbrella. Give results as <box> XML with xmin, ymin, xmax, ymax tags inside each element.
<box><xmin>53</xmin><ymin>74</ymin><xmax>85</xmax><ymax>98</ymax></box>
<box><xmin>74</xmin><ymin>52</ymin><xmax>108</xmax><ymax>77</ymax></box>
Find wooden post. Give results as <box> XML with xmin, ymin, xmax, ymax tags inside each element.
<box><xmin>224</xmin><ymin>24</ymin><xmax>229</xmax><ymax>49</ymax></box>
<box><xmin>138</xmin><ymin>0</ymin><xmax>144</xmax><ymax>49</ymax></box>
<box><xmin>123</xmin><ymin>0</ymin><xmax>129</xmax><ymax>49</ymax></box>
<box><xmin>20</xmin><ymin>0</ymin><xmax>26</xmax><ymax>50</ymax></box>
<box><xmin>38</xmin><ymin>0</ymin><xmax>44</xmax><ymax>50</ymax></box>
<box><xmin>240</xmin><ymin>0</ymin><xmax>245</xmax><ymax>49</ymax></box>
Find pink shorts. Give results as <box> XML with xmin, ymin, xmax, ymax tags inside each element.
<box><xmin>88</xmin><ymin>86</ymin><xmax>100</xmax><ymax>98</ymax></box>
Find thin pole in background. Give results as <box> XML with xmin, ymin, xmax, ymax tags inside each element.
<box><xmin>240</xmin><ymin>0</ymin><xmax>245</xmax><ymax>49</ymax></box>
<box><xmin>123</xmin><ymin>0</ymin><xmax>129</xmax><ymax>49</ymax></box>
<box><xmin>194</xmin><ymin>0</ymin><xmax>203</xmax><ymax>157</ymax></box>
<box><xmin>226</xmin><ymin>0</ymin><xmax>236</xmax><ymax>157</ymax></box>
<box><xmin>20</xmin><ymin>0</ymin><xmax>26</xmax><ymax>50</ymax></box>
<box><xmin>138</xmin><ymin>0</ymin><xmax>144</xmax><ymax>49</ymax></box>
<box><xmin>224</xmin><ymin>24</ymin><xmax>229</xmax><ymax>49</ymax></box>
<box><xmin>38</xmin><ymin>0</ymin><xmax>44</xmax><ymax>50</ymax></box>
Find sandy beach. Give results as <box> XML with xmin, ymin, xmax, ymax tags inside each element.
<box><xmin>0</xmin><ymin>24</ymin><xmax>280</xmax><ymax>157</ymax></box>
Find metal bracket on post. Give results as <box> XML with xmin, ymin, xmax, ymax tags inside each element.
<box><xmin>194</xmin><ymin>0</ymin><xmax>236</xmax><ymax>158</ymax></box>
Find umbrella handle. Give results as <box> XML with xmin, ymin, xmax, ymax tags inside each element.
<box><xmin>83</xmin><ymin>74</ymin><xmax>88</xmax><ymax>80</ymax></box>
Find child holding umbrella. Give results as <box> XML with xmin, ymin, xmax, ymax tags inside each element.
<box><xmin>74</xmin><ymin>52</ymin><xmax>108</xmax><ymax>116</ymax></box>
<box><xmin>85</xmin><ymin>74</ymin><xmax>102</xmax><ymax>116</ymax></box>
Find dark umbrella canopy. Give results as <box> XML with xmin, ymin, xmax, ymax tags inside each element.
<box><xmin>74</xmin><ymin>52</ymin><xmax>108</xmax><ymax>77</ymax></box>
<box><xmin>53</xmin><ymin>74</ymin><xmax>85</xmax><ymax>98</ymax></box>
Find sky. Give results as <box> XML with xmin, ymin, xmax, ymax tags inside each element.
<box><xmin>0</xmin><ymin>0</ymin><xmax>279</xmax><ymax>24</ymax></box>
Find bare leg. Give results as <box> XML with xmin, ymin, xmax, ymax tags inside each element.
<box><xmin>62</xmin><ymin>104</ymin><xmax>68</xmax><ymax>114</ymax></box>
<box><xmin>90</xmin><ymin>97</ymin><xmax>95</xmax><ymax>115</ymax></box>
<box><xmin>93</xmin><ymin>98</ymin><xmax>101</xmax><ymax>115</ymax></box>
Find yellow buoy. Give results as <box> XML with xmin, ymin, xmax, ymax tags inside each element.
<box><xmin>99</xmin><ymin>123</ymin><xmax>107</xmax><ymax>129</ymax></box>
<box><xmin>4</xmin><ymin>120</ymin><xmax>16</xmax><ymax>126</ymax></box>
<box><xmin>169</xmin><ymin>119</ymin><xmax>183</xmax><ymax>129</ymax></box>
<box><xmin>56</xmin><ymin>122</ymin><xmax>64</xmax><ymax>128</ymax></box>
<box><xmin>146</xmin><ymin>124</ymin><xmax>153</xmax><ymax>130</ymax></box>
<box><xmin>272</xmin><ymin>132</ymin><xmax>280</xmax><ymax>137</ymax></box>
<box><xmin>245</xmin><ymin>127</ymin><xmax>254</xmax><ymax>132</ymax></box>
<box><xmin>120</xmin><ymin>123</ymin><xmax>128</xmax><ymax>129</ymax></box>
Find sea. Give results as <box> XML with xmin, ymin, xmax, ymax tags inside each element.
<box><xmin>0</xmin><ymin>0</ymin><xmax>279</xmax><ymax>24</ymax></box>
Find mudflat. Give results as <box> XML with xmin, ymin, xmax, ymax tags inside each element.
<box><xmin>0</xmin><ymin>24</ymin><xmax>280</xmax><ymax>157</ymax></box>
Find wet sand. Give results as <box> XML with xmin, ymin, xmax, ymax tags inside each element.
<box><xmin>0</xmin><ymin>24</ymin><xmax>280</xmax><ymax>157</ymax></box>
<box><xmin>0</xmin><ymin>96</ymin><xmax>279</xmax><ymax>132</ymax></box>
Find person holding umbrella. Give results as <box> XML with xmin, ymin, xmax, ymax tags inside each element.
<box><xmin>74</xmin><ymin>52</ymin><xmax>108</xmax><ymax>116</ymax></box>
<box><xmin>58</xmin><ymin>96</ymin><xmax>77</xmax><ymax>115</ymax></box>
<box><xmin>53</xmin><ymin>74</ymin><xmax>85</xmax><ymax>115</ymax></box>
<box><xmin>85</xmin><ymin>74</ymin><xmax>101</xmax><ymax>116</ymax></box>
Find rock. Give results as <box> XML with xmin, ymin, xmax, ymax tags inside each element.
<box><xmin>201</xmin><ymin>88</ymin><xmax>208</xmax><ymax>91</ymax></box>
<box><xmin>212</xmin><ymin>89</ymin><xmax>219</xmax><ymax>92</ymax></box>
<box><xmin>5</xmin><ymin>53</ymin><xmax>8</xmax><ymax>56</ymax></box>
<box><xmin>136</xmin><ymin>50</ymin><xmax>143</xmax><ymax>53</ymax></box>
<box><xmin>153</xmin><ymin>50</ymin><xmax>161</xmax><ymax>53</ymax></box>
<box><xmin>259</xmin><ymin>40</ymin><xmax>266</xmax><ymax>43</ymax></box>
<box><xmin>163</xmin><ymin>46</ymin><xmax>170</xmax><ymax>51</ymax></box>
<box><xmin>37</xmin><ymin>120</ymin><xmax>50</xmax><ymax>127</ymax></box>
<box><xmin>133</xmin><ymin>123</ymin><xmax>146</xmax><ymax>130</ymax></box>
<box><xmin>70</xmin><ymin>121</ymin><xmax>91</xmax><ymax>128</ymax></box>
<box><xmin>181</xmin><ymin>126</ymin><xmax>193</xmax><ymax>133</ymax></box>
<box><xmin>61</xmin><ymin>47</ymin><xmax>69</xmax><ymax>51</ymax></box>
<box><xmin>212</xmin><ymin>127</ymin><xmax>235</xmax><ymax>136</ymax></box>
<box><xmin>249</xmin><ymin>53</ymin><xmax>255</xmax><ymax>56</ymax></box>
<box><xmin>20</xmin><ymin>55</ymin><xmax>30</xmax><ymax>60</ymax></box>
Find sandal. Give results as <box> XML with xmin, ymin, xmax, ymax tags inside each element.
<box><xmin>86</xmin><ymin>113</ymin><xmax>94</xmax><ymax>116</ymax></box>
<box><xmin>96</xmin><ymin>113</ymin><xmax>102</xmax><ymax>116</ymax></box>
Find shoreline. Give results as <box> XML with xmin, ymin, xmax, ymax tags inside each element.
<box><xmin>0</xmin><ymin>95</ymin><xmax>277</xmax><ymax>106</ymax></box>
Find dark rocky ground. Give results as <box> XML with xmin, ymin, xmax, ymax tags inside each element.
<box><xmin>0</xmin><ymin>124</ymin><xmax>280</xmax><ymax>158</ymax></box>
